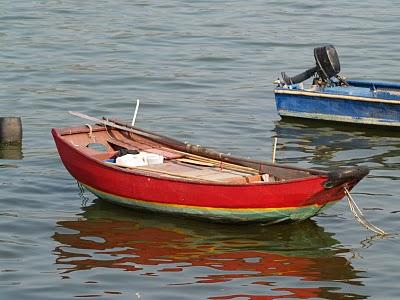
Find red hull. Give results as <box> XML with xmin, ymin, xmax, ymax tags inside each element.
<box><xmin>52</xmin><ymin>123</ymin><xmax>368</xmax><ymax>222</ymax></box>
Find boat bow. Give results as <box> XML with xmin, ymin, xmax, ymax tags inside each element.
<box><xmin>324</xmin><ymin>166</ymin><xmax>369</xmax><ymax>188</ymax></box>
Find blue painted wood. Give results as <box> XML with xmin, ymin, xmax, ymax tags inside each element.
<box><xmin>346</xmin><ymin>79</ymin><xmax>400</xmax><ymax>90</ymax></box>
<box><xmin>273</xmin><ymin>80</ymin><xmax>400</xmax><ymax>127</ymax></box>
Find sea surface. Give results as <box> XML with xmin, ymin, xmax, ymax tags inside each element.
<box><xmin>1</xmin><ymin>0</ymin><xmax>400</xmax><ymax>299</ymax></box>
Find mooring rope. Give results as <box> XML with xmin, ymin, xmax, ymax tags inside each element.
<box><xmin>345</xmin><ymin>187</ymin><xmax>387</xmax><ymax>236</ymax></box>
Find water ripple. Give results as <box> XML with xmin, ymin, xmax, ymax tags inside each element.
<box><xmin>1</xmin><ymin>0</ymin><xmax>400</xmax><ymax>299</ymax></box>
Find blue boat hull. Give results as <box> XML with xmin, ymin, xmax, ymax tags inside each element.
<box><xmin>274</xmin><ymin>80</ymin><xmax>400</xmax><ymax>127</ymax></box>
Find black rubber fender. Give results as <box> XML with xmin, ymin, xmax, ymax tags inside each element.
<box><xmin>324</xmin><ymin>166</ymin><xmax>369</xmax><ymax>188</ymax></box>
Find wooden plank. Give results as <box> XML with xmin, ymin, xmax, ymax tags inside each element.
<box><xmin>176</xmin><ymin>158</ymin><xmax>215</xmax><ymax>167</ymax></box>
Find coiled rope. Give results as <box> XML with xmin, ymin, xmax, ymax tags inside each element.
<box><xmin>345</xmin><ymin>187</ymin><xmax>387</xmax><ymax>236</ymax></box>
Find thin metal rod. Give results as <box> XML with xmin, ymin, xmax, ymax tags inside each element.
<box><xmin>272</xmin><ymin>137</ymin><xmax>278</xmax><ymax>163</ymax></box>
<box><xmin>131</xmin><ymin>99</ymin><xmax>140</xmax><ymax>126</ymax></box>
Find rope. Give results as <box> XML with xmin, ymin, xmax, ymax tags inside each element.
<box><xmin>345</xmin><ymin>187</ymin><xmax>387</xmax><ymax>236</ymax></box>
<box><xmin>85</xmin><ymin>123</ymin><xmax>96</xmax><ymax>143</ymax></box>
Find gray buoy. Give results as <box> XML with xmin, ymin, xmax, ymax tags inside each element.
<box><xmin>0</xmin><ymin>117</ymin><xmax>22</xmax><ymax>145</ymax></box>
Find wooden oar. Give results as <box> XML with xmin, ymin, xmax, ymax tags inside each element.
<box><xmin>170</xmin><ymin>148</ymin><xmax>259</xmax><ymax>174</ymax></box>
<box><xmin>70</xmin><ymin>111</ymin><xmax>142</xmax><ymax>134</ymax></box>
<box><xmin>69</xmin><ymin>111</ymin><xmax>189</xmax><ymax>149</ymax></box>
<box><xmin>176</xmin><ymin>158</ymin><xmax>215</xmax><ymax>167</ymax></box>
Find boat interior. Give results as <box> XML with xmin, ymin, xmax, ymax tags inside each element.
<box><xmin>61</xmin><ymin>125</ymin><xmax>316</xmax><ymax>184</ymax></box>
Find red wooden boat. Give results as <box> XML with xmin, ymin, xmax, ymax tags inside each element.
<box><xmin>51</xmin><ymin>112</ymin><xmax>369</xmax><ymax>224</ymax></box>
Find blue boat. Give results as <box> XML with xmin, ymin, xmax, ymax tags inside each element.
<box><xmin>273</xmin><ymin>45</ymin><xmax>400</xmax><ymax>127</ymax></box>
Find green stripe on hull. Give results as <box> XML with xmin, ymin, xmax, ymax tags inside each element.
<box><xmin>83</xmin><ymin>184</ymin><xmax>336</xmax><ymax>223</ymax></box>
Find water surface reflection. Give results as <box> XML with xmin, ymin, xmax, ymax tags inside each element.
<box><xmin>273</xmin><ymin>119</ymin><xmax>400</xmax><ymax>172</ymax></box>
<box><xmin>0</xmin><ymin>144</ymin><xmax>23</xmax><ymax>160</ymax></box>
<box><xmin>53</xmin><ymin>201</ymin><xmax>367</xmax><ymax>299</ymax></box>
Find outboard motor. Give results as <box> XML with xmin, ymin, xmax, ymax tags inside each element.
<box><xmin>281</xmin><ymin>45</ymin><xmax>343</xmax><ymax>85</ymax></box>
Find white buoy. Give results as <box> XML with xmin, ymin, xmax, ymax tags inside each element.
<box><xmin>131</xmin><ymin>99</ymin><xmax>140</xmax><ymax>126</ymax></box>
<box><xmin>0</xmin><ymin>117</ymin><xmax>22</xmax><ymax>145</ymax></box>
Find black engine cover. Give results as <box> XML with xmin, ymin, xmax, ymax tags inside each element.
<box><xmin>314</xmin><ymin>45</ymin><xmax>341</xmax><ymax>80</ymax></box>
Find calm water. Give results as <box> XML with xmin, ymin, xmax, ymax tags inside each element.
<box><xmin>1</xmin><ymin>0</ymin><xmax>400</xmax><ymax>299</ymax></box>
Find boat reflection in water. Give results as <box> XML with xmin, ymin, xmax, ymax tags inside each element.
<box><xmin>53</xmin><ymin>200</ymin><xmax>367</xmax><ymax>299</ymax></box>
<box><xmin>273</xmin><ymin>118</ymin><xmax>400</xmax><ymax>170</ymax></box>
